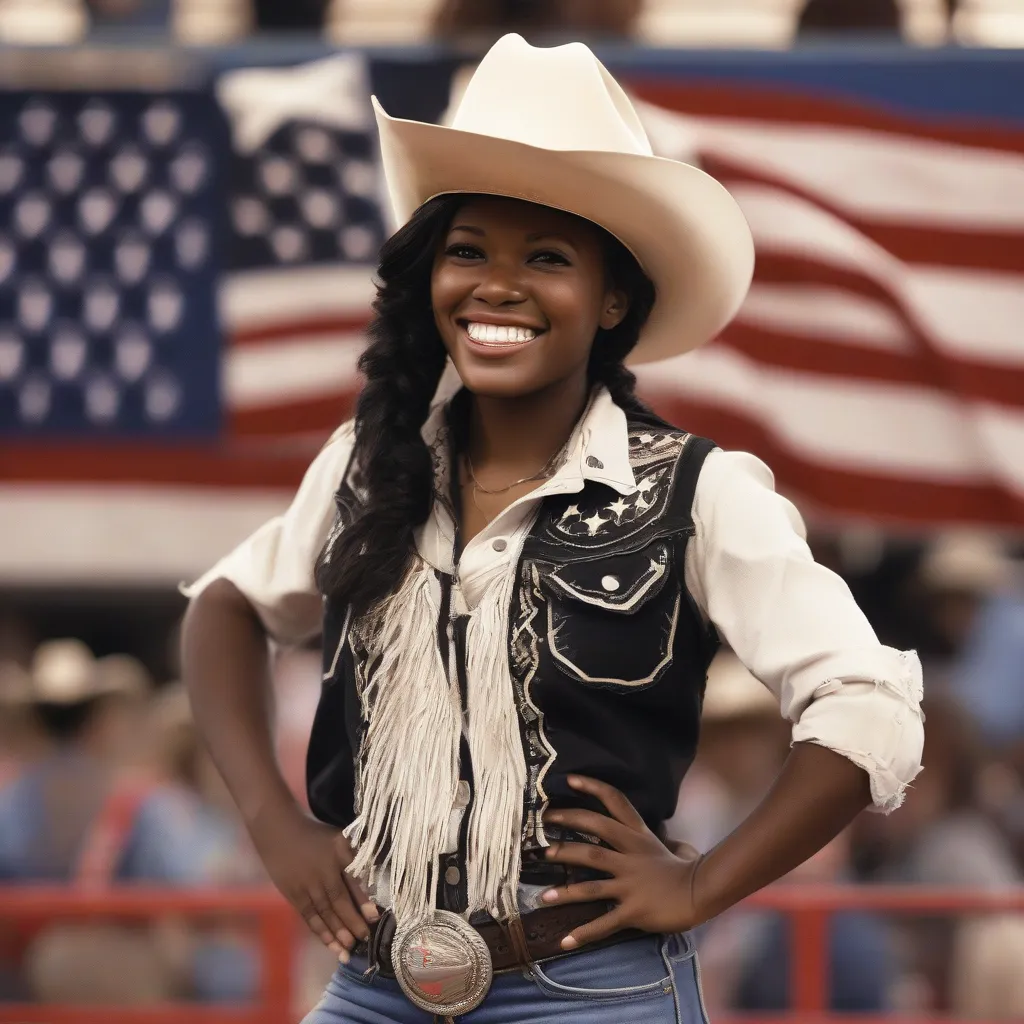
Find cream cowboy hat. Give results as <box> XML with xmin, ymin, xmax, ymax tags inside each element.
<box><xmin>372</xmin><ymin>33</ymin><xmax>754</xmax><ymax>364</ymax></box>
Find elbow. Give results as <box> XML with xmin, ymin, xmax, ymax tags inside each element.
<box><xmin>792</xmin><ymin>656</ymin><xmax>925</xmax><ymax>814</ymax></box>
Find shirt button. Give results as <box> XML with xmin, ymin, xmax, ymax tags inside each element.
<box><xmin>601</xmin><ymin>575</ymin><xmax>620</xmax><ymax>592</ymax></box>
<box><xmin>445</xmin><ymin>865</ymin><xmax>461</xmax><ymax>886</ymax></box>
<box><xmin>492</xmin><ymin>538</ymin><xmax>508</xmax><ymax>552</ymax></box>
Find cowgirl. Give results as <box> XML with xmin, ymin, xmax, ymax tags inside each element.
<box><xmin>182</xmin><ymin>34</ymin><xmax>924</xmax><ymax>1024</ymax></box>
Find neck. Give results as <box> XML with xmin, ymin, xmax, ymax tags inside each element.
<box><xmin>466</xmin><ymin>373</ymin><xmax>591</xmax><ymax>472</ymax></box>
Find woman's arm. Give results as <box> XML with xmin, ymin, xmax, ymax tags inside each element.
<box><xmin>689</xmin><ymin>740</ymin><xmax>869</xmax><ymax>921</ymax></box>
<box><xmin>181</xmin><ymin>580</ymin><xmax>373</xmax><ymax>958</ymax></box>
<box><xmin>180</xmin><ymin>579</ymin><xmax>293</xmax><ymax>832</ymax></box>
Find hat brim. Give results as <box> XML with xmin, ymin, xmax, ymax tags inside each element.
<box><xmin>374</xmin><ymin>98</ymin><xmax>754</xmax><ymax>364</ymax></box>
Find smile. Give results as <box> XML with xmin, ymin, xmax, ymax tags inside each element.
<box><xmin>464</xmin><ymin>321</ymin><xmax>540</xmax><ymax>345</ymax></box>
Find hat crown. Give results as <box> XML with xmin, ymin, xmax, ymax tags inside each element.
<box><xmin>449</xmin><ymin>34</ymin><xmax>652</xmax><ymax>158</ymax></box>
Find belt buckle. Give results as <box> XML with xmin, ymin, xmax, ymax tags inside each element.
<box><xmin>392</xmin><ymin>909</ymin><xmax>493</xmax><ymax>1016</ymax></box>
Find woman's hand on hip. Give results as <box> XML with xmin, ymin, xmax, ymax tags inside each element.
<box><xmin>249</xmin><ymin>803</ymin><xmax>377</xmax><ymax>961</ymax></box>
<box><xmin>540</xmin><ymin>775</ymin><xmax>704</xmax><ymax>951</ymax></box>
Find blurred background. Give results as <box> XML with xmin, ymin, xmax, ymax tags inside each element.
<box><xmin>0</xmin><ymin>0</ymin><xmax>1023</xmax><ymax>1021</ymax></box>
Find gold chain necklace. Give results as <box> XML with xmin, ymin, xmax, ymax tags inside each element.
<box><xmin>461</xmin><ymin>445</ymin><xmax>567</xmax><ymax>522</ymax></box>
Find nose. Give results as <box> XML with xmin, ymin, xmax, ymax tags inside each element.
<box><xmin>471</xmin><ymin>260</ymin><xmax>527</xmax><ymax>306</ymax></box>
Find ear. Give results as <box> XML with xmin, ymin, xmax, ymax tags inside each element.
<box><xmin>599</xmin><ymin>288</ymin><xmax>629</xmax><ymax>331</ymax></box>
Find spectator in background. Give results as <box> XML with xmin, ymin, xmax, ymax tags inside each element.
<box><xmin>84</xmin><ymin>0</ymin><xmax>171</xmax><ymax>32</ymax></box>
<box><xmin>252</xmin><ymin>0</ymin><xmax>328</xmax><ymax>33</ymax></box>
<box><xmin>434</xmin><ymin>0</ymin><xmax>643</xmax><ymax>43</ymax></box>
<box><xmin>919</xmin><ymin>533</ymin><xmax>1024</xmax><ymax>751</ymax></box>
<box><xmin>852</xmin><ymin>693</ymin><xmax>1023</xmax><ymax>1015</ymax></box>
<box><xmin>797</xmin><ymin>0</ymin><xmax>902</xmax><ymax>38</ymax></box>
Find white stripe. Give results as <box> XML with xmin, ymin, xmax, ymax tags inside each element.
<box><xmin>638</xmin><ymin>346</ymin><xmax>1024</xmax><ymax>490</ymax></box>
<box><xmin>737</xmin><ymin>284</ymin><xmax>913</xmax><ymax>352</ymax></box>
<box><xmin>733</xmin><ymin>185</ymin><xmax>1024</xmax><ymax>365</ymax></box>
<box><xmin>226</xmin><ymin>330</ymin><xmax>365</xmax><ymax>409</ymax></box>
<box><xmin>221</xmin><ymin>265</ymin><xmax>376</xmax><ymax>330</ymax></box>
<box><xmin>0</xmin><ymin>485</ymin><xmax>290</xmax><ymax>585</ymax></box>
<box><xmin>687</xmin><ymin>115</ymin><xmax>1024</xmax><ymax>229</ymax></box>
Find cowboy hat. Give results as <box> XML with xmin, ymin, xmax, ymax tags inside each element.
<box><xmin>372</xmin><ymin>33</ymin><xmax>754</xmax><ymax>364</ymax></box>
<box><xmin>28</xmin><ymin>639</ymin><xmax>148</xmax><ymax>706</ymax></box>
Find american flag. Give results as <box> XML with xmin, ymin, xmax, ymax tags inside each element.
<box><xmin>629</xmin><ymin>78</ymin><xmax>1024</xmax><ymax>531</ymax></box>
<box><xmin>1</xmin><ymin>54</ymin><xmax>1022</xmax><ymax>583</ymax></box>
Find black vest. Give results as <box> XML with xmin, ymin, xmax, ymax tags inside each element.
<box><xmin>307</xmin><ymin>410</ymin><xmax>718</xmax><ymax>893</ymax></box>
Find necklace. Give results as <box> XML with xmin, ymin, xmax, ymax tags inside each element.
<box><xmin>461</xmin><ymin>444</ymin><xmax>567</xmax><ymax>522</ymax></box>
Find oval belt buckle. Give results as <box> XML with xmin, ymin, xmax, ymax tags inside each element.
<box><xmin>392</xmin><ymin>909</ymin><xmax>493</xmax><ymax>1016</ymax></box>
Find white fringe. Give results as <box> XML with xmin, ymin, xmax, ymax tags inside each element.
<box><xmin>343</xmin><ymin>559</ymin><xmax>529</xmax><ymax>926</ymax></box>
<box><xmin>463</xmin><ymin>567</ymin><xmax>527</xmax><ymax>920</ymax></box>
<box><xmin>343</xmin><ymin>565</ymin><xmax>462</xmax><ymax>926</ymax></box>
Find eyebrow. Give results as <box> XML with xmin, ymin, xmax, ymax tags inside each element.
<box><xmin>448</xmin><ymin>224</ymin><xmax>576</xmax><ymax>248</ymax></box>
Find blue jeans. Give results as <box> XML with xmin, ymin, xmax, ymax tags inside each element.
<box><xmin>301</xmin><ymin>932</ymin><xmax>709</xmax><ymax>1023</ymax></box>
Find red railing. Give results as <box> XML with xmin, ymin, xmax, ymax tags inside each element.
<box><xmin>2</xmin><ymin>885</ymin><xmax>1024</xmax><ymax>1023</ymax></box>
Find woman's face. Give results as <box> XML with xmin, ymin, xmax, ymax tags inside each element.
<box><xmin>431</xmin><ymin>197</ymin><xmax>628</xmax><ymax>399</ymax></box>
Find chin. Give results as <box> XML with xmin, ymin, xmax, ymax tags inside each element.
<box><xmin>449</xmin><ymin>357</ymin><xmax>551</xmax><ymax>400</ymax></box>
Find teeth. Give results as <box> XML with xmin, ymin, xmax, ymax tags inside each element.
<box><xmin>466</xmin><ymin>322</ymin><xmax>537</xmax><ymax>344</ymax></box>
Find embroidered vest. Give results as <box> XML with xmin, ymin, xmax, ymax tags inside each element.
<box><xmin>306</xmin><ymin>413</ymin><xmax>718</xmax><ymax>910</ymax></box>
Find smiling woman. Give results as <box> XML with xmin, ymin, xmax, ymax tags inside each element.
<box><xmin>181</xmin><ymin>32</ymin><xmax>924</xmax><ymax>1024</ymax></box>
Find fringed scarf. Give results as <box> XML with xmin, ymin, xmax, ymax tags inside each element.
<box><xmin>343</xmin><ymin>559</ymin><xmax>527</xmax><ymax>925</ymax></box>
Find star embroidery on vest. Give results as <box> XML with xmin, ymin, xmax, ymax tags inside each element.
<box><xmin>638</xmin><ymin>432</ymin><xmax>656</xmax><ymax>446</ymax></box>
<box><xmin>606</xmin><ymin>496</ymin><xmax>632</xmax><ymax>520</ymax></box>
<box><xmin>637</xmin><ymin>474</ymin><xmax>657</xmax><ymax>494</ymax></box>
<box><xmin>560</xmin><ymin>504</ymin><xmax>581</xmax><ymax>522</ymax></box>
<box><xmin>635</xmin><ymin>492</ymin><xmax>654</xmax><ymax>513</ymax></box>
<box><xmin>582</xmin><ymin>511</ymin><xmax>608</xmax><ymax>535</ymax></box>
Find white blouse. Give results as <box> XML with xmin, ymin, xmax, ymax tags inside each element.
<box><xmin>184</xmin><ymin>387</ymin><xmax>924</xmax><ymax>813</ymax></box>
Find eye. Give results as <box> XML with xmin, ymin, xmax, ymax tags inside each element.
<box><xmin>444</xmin><ymin>243</ymin><xmax>483</xmax><ymax>261</ymax></box>
<box><xmin>529</xmin><ymin>249</ymin><xmax>571</xmax><ymax>266</ymax></box>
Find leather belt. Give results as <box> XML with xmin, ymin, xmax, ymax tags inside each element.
<box><xmin>364</xmin><ymin>901</ymin><xmax>642</xmax><ymax>978</ymax></box>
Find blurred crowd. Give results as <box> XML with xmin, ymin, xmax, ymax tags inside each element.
<box><xmin>0</xmin><ymin>529</ymin><xmax>1022</xmax><ymax>1013</ymax></box>
<box><xmin>0</xmin><ymin>0</ymin><xmax>1014</xmax><ymax>50</ymax></box>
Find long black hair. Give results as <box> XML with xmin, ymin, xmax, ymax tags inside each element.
<box><xmin>316</xmin><ymin>194</ymin><xmax>656</xmax><ymax>614</ymax></box>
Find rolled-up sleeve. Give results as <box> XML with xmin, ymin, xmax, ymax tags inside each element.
<box><xmin>180</xmin><ymin>421</ymin><xmax>355</xmax><ymax>646</ymax></box>
<box><xmin>685</xmin><ymin>449</ymin><xmax>924</xmax><ymax>812</ymax></box>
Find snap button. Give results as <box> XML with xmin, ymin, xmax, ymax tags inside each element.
<box><xmin>491</xmin><ymin>538</ymin><xmax>508</xmax><ymax>552</ymax></box>
<box><xmin>601</xmin><ymin>575</ymin><xmax>620</xmax><ymax>592</ymax></box>
<box><xmin>445</xmin><ymin>865</ymin><xmax>461</xmax><ymax>886</ymax></box>
<box><xmin>585</xmin><ymin>455</ymin><xmax>604</xmax><ymax>469</ymax></box>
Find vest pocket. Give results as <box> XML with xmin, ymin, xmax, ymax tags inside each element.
<box><xmin>541</xmin><ymin>541</ymin><xmax>680</xmax><ymax>690</ymax></box>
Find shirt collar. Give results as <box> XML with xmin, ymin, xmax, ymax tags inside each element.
<box><xmin>420</xmin><ymin>383</ymin><xmax>638</xmax><ymax>499</ymax></box>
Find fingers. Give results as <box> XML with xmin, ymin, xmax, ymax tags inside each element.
<box><xmin>544</xmin><ymin>807</ymin><xmax>643</xmax><ymax>852</ymax></box>
<box><xmin>559</xmin><ymin>906</ymin><xmax>627</xmax><ymax>951</ymax></box>
<box><xmin>567</xmin><ymin>776</ymin><xmax>646</xmax><ymax>832</ymax></box>
<box><xmin>314</xmin><ymin>887</ymin><xmax>359</xmax><ymax>948</ymax></box>
<box><xmin>543</xmin><ymin>839</ymin><xmax>621</xmax><ymax>873</ymax></box>
<box><xmin>540</xmin><ymin>878</ymin><xmax>617</xmax><ymax>907</ymax></box>
<box><xmin>300</xmin><ymin>908</ymin><xmax>349</xmax><ymax>962</ymax></box>
<box><xmin>342</xmin><ymin>871</ymin><xmax>380</xmax><ymax>926</ymax></box>
<box><xmin>323</xmin><ymin>880</ymin><xmax>372</xmax><ymax>945</ymax></box>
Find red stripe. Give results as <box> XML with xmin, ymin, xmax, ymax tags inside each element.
<box><xmin>0</xmin><ymin>445</ymin><xmax>320</xmax><ymax>489</ymax></box>
<box><xmin>703</xmin><ymin>154</ymin><xmax>1024</xmax><ymax>274</ymax></box>
<box><xmin>744</xmin><ymin>253</ymin><xmax>1024</xmax><ymax>409</ymax></box>
<box><xmin>646</xmin><ymin>395</ymin><xmax>1024</xmax><ymax>528</ymax></box>
<box><xmin>232</xmin><ymin>313</ymin><xmax>370</xmax><ymax>347</ymax></box>
<box><xmin>228</xmin><ymin>391</ymin><xmax>356</xmax><ymax>436</ymax></box>
<box><xmin>626</xmin><ymin>80</ymin><xmax>1024</xmax><ymax>156</ymax></box>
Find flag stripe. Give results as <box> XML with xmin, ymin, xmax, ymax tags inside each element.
<box><xmin>628</xmin><ymin>81</ymin><xmax>1024</xmax><ymax>155</ymax></box>
<box><xmin>648</xmin><ymin>396</ymin><xmax>1024</xmax><ymax>528</ymax></box>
